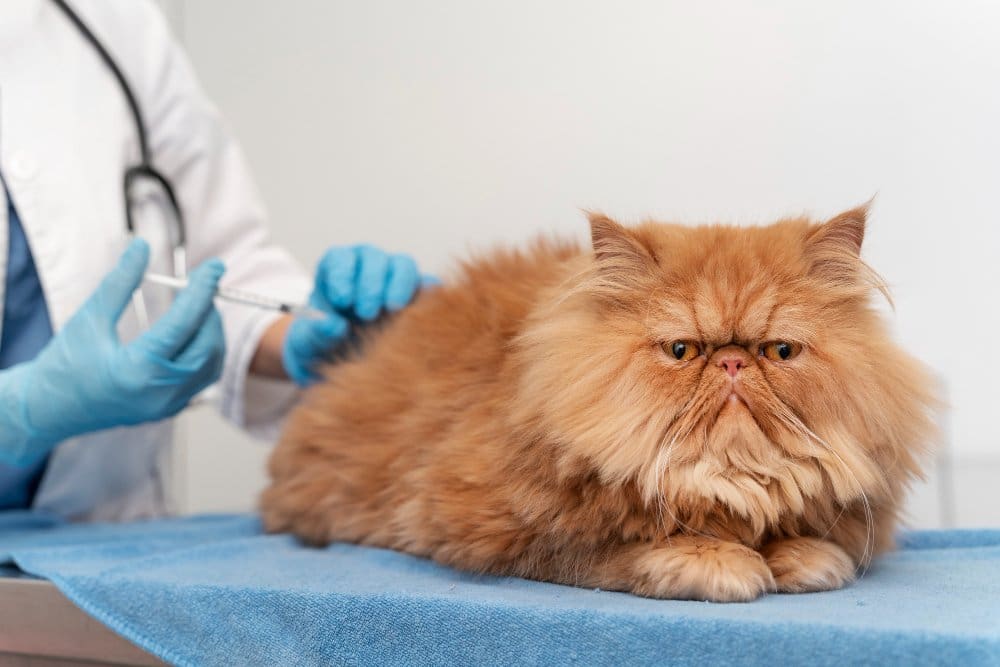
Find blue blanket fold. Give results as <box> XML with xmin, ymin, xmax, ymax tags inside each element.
<box><xmin>1</xmin><ymin>512</ymin><xmax>998</xmax><ymax>667</ymax></box>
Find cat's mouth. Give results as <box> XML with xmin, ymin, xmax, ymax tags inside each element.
<box><xmin>722</xmin><ymin>385</ymin><xmax>749</xmax><ymax>408</ymax></box>
<box><xmin>713</xmin><ymin>384</ymin><xmax>777</xmax><ymax>440</ymax></box>
<box><xmin>715</xmin><ymin>385</ymin><xmax>765</xmax><ymax>427</ymax></box>
<box><xmin>713</xmin><ymin>390</ymin><xmax>749</xmax><ymax>424</ymax></box>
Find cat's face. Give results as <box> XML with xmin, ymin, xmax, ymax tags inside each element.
<box><xmin>515</xmin><ymin>206</ymin><xmax>933</xmax><ymax>543</ymax></box>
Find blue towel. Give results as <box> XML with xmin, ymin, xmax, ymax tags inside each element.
<box><xmin>1</xmin><ymin>512</ymin><xmax>998</xmax><ymax>667</ymax></box>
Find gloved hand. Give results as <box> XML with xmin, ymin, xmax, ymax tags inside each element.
<box><xmin>0</xmin><ymin>239</ymin><xmax>226</xmax><ymax>466</ymax></box>
<box><xmin>282</xmin><ymin>244</ymin><xmax>431</xmax><ymax>386</ymax></box>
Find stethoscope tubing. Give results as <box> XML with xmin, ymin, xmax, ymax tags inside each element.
<box><xmin>48</xmin><ymin>0</ymin><xmax>187</xmax><ymax>251</ymax></box>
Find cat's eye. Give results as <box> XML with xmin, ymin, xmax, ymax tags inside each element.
<box><xmin>663</xmin><ymin>340</ymin><xmax>701</xmax><ymax>362</ymax></box>
<box><xmin>760</xmin><ymin>341</ymin><xmax>802</xmax><ymax>362</ymax></box>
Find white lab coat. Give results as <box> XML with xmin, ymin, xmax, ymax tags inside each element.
<box><xmin>0</xmin><ymin>0</ymin><xmax>311</xmax><ymax>520</ymax></box>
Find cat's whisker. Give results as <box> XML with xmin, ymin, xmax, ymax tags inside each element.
<box><xmin>655</xmin><ymin>434</ymin><xmax>686</xmax><ymax>532</ymax></box>
<box><xmin>648</xmin><ymin>419</ymin><xmax>682</xmax><ymax>533</ymax></box>
<box><xmin>820</xmin><ymin>503</ymin><xmax>847</xmax><ymax>542</ymax></box>
<box><xmin>647</xmin><ymin>385</ymin><xmax>705</xmax><ymax>502</ymax></box>
<box><xmin>659</xmin><ymin>487</ymin><xmax>717</xmax><ymax>542</ymax></box>
<box><xmin>655</xmin><ymin>425</ymin><xmax>721</xmax><ymax>542</ymax></box>
<box><xmin>647</xmin><ymin>377</ymin><xmax>755</xmax><ymax>542</ymax></box>
<box><xmin>795</xmin><ymin>424</ymin><xmax>875</xmax><ymax>577</ymax></box>
<box><xmin>652</xmin><ymin>444</ymin><xmax>673</xmax><ymax>530</ymax></box>
<box><xmin>775</xmin><ymin>408</ymin><xmax>875</xmax><ymax>577</ymax></box>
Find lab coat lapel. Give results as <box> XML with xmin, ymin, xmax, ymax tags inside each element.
<box><xmin>0</xmin><ymin>0</ymin><xmax>137</xmax><ymax>333</ymax></box>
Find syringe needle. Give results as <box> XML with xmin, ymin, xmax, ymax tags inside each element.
<box><xmin>143</xmin><ymin>272</ymin><xmax>325</xmax><ymax>319</ymax></box>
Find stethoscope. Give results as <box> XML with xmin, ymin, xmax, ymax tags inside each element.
<box><xmin>50</xmin><ymin>0</ymin><xmax>188</xmax><ymax>327</ymax></box>
<box><xmin>50</xmin><ymin>0</ymin><xmax>187</xmax><ymax>274</ymax></box>
<box><xmin>48</xmin><ymin>0</ymin><xmax>320</xmax><ymax>326</ymax></box>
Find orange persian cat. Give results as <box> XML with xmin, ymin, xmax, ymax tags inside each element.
<box><xmin>261</xmin><ymin>205</ymin><xmax>936</xmax><ymax>602</ymax></box>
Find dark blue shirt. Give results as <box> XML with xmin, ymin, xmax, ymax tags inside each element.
<box><xmin>0</xmin><ymin>184</ymin><xmax>55</xmax><ymax>509</ymax></box>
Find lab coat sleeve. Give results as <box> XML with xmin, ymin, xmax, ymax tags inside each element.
<box><xmin>102</xmin><ymin>0</ymin><xmax>312</xmax><ymax>437</ymax></box>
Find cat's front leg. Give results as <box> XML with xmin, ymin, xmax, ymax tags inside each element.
<box><xmin>595</xmin><ymin>536</ymin><xmax>776</xmax><ymax>602</ymax></box>
<box><xmin>760</xmin><ymin>537</ymin><xmax>855</xmax><ymax>593</ymax></box>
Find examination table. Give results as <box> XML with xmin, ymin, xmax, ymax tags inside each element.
<box><xmin>0</xmin><ymin>512</ymin><xmax>997</xmax><ymax>666</ymax></box>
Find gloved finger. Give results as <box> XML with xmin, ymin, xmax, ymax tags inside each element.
<box><xmin>132</xmin><ymin>309</ymin><xmax>224</xmax><ymax>419</ymax></box>
<box><xmin>314</xmin><ymin>246</ymin><xmax>359</xmax><ymax>312</ymax></box>
<box><xmin>354</xmin><ymin>245</ymin><xmax>391</xmax><ymax>321</ymax></box>
<box><xmin>173</xmin><ymin>307</ymin><xmax>226</xmax><ymax>378</ymax></box>
<box><xmin>160</xmin><ymin>344</ymin><xmax>227</xmax><ymax>418</ymax></box>
<box><xmin>168</xmin><ymin>314</ymin><xmax>226</xmax><ymax>412</ymax></box>
<box><xmin>282</xmin><ymin>315</ymin><xmax>349</xmax><ymax>386</ymax></box>
<box><xmin>421</xmin><ymin>274</ymin><xmax>442</xmax><ymax>288</ymax></box>
<box><xmin>90</xmin><ymin>238</ymin><xmax>151</xmax><ymax>326</ymax></box>
<box><xmin>137</xmin><ymin>259</ymin><xmax>225</xmax><ymax>360</ymax></box>
<box><xmin>384</xmin><ymin>254</ymin><xmax>420</xmax><ymax>312</ymax></box>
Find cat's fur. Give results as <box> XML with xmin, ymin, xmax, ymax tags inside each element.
<box><xmin>261</xmin><ymin>206</ymin><xmax>936</xmax><ymax>602</ymax></box>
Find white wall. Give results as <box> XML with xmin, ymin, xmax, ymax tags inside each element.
<box><xmin>160</xmin><ymin>1</ymin><xmax>1000</xmax><ymax>527</ymax></box>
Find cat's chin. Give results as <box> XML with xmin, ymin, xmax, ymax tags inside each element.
<box><xmin>653</xmin><ymin>402</ymin><xmax>804</xmax><ymax>535</ymax></box>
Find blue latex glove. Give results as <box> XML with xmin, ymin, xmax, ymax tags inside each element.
<box><xmin>0</xmin><ymin>239</ymin><xmax>226</xmax><ymax>466</ymax></box>
<box><xmin>282</xmin><ymin>244</ymin><xmax>430</xmax><ymax>386</ymax></box>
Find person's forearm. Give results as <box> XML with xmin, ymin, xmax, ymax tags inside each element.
<box><xmin>250</xmin><ymin>315</ymin><xmax>293</xmax><ymax>379</ymax></box>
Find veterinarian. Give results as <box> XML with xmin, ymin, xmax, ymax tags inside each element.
<box><xmin>0</xmin><ymin>0</ymin><xmax>427</xmax><ymax>520</ymax></box>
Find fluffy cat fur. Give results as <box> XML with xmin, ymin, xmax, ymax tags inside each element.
<box><xmin>261</xmin><ymin>205</ymin><xmax>936</xmax><ymax>602</ymax></box>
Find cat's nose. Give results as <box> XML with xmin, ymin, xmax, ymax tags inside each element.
<box><xmin>717</xmin><ymin>355</ymin><xmax>744</xmax><ymax>378</ymax></box>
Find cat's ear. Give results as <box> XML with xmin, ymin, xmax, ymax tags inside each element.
<box><xmin>810</xmin><ymin>204</ymin><xmax>868</xmax><ymax>256</ymax></box>
<box><xmin>804</xmin><ymin>203</ymin><xmax>869</xmax><ymax>283</ymax></box>
<box><xmin>588</xmin><ymin>212</ymin><xmax>658</xmax><ymax>273</ymax></box>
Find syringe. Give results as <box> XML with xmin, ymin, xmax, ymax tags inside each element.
<box><xmin>143</xmin><ymin>273</ymin><xmax>325</xmax><ymax>319</ymax></box>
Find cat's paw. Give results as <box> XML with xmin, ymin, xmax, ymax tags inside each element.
<box><xmin>761</xmin><ymin>537</ymin><xmax>855</xmax><ymax>593</ymax></box>
<box><xmin>634</xmin><ymin>537</ymin><xmax>776</xmax><ymax>602</ymax></box>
